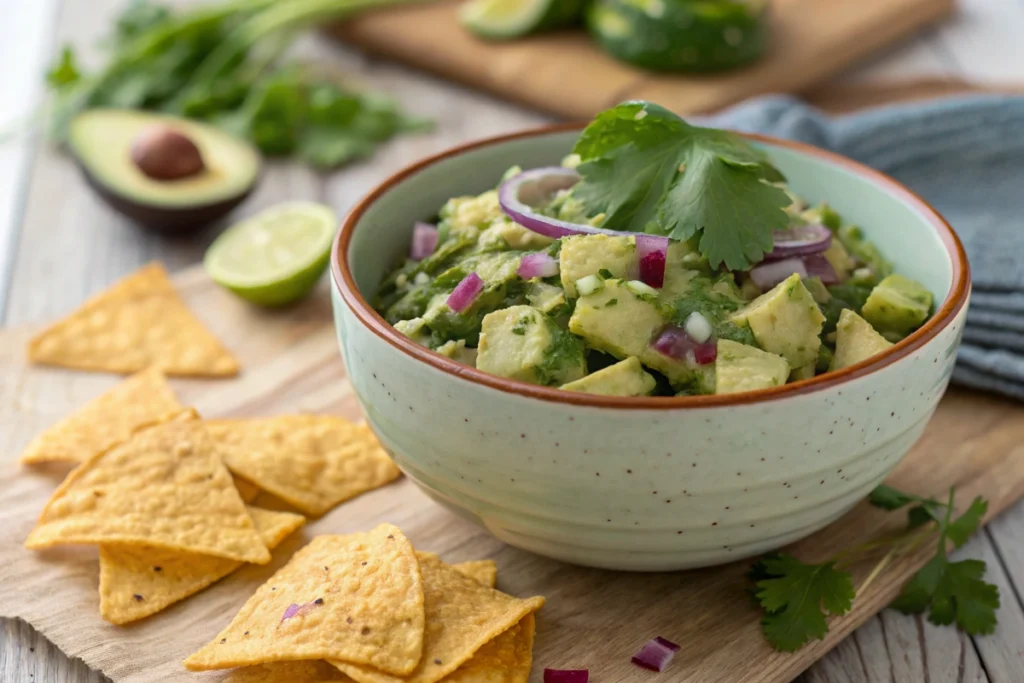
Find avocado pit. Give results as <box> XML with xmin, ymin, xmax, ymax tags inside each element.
<box><xmin>130</xmin><ymin>125</ymin><xmax>206</xmax><ymax>181</ymax></box>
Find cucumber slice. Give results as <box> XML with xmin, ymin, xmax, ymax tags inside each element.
<box><xmin>460</xmin><ymin>0</ymin><xmax>584</xmax><ymax>40</ymax></box>
<box><xmin>588</xmin><ymin>0</ymin><xmax>768</xmax><ymax>72</ymax></box>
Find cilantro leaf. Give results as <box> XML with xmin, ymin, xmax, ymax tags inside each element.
<box><xmin>752</xmin><ymin>552</ymin><xmax>855</xmax><ymax>652</ymax></box>
<box><xmin>868</xmin><ymin>485</ymin><xmax>920</xmax><ymax>510</ymax></box>
<box><xmin>571</xmin><ymin>101</ymin><xmax>791</xmax><ymax>271</ymax></box>
<box><xmin>946</xmin><ymin>497</ymin><xmax>986</xmax><ymax>549</ymax></box>
<box><xmin>893</xmin><ymin>556</ymin><xmax>999</xmax><ymax>634</ymax></box>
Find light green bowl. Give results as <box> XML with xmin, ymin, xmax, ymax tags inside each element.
<box><xmin>330</xmin><ymin>126</ymin><xmax>970</xmax><ymax>571</ymax></box>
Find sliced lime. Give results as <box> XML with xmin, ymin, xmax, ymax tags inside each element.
<box><xmin>459</xmin><ymin>0</ymin><xmax>582</xmax><ymax>40</ymax></box>
<box><xmin>204</xmin><ymin>201</ymin><xmax>337</xmax><ymax>307</ymax></box>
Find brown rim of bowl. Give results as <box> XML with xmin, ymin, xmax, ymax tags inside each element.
<box><xmin>331</xmin><ymin>123</ymin><xmax>970</xmax><ymax>410</ymax></box>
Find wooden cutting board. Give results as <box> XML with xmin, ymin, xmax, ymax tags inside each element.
<box><xmin>329</xmin><ymin>0</ymin><xmax>956</xmax><ymax>119</ymax></box>
<box><xmin>2</xmin><ymin>266</ymin><xmax>1024</xmax><ymax>683</ymax></box>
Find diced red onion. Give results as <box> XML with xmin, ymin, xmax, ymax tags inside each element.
<box><xmin>749</xmin><ymin>257</ymin><xmax>807</xmax><ymax>290</ymax></box>
<box><xmin>544</xmin><ymin>669</ymin><xmax>589</xmax><ymax>683</ymax></box>
<box><xmin>650</xmin><ymin>325</ymin><xmax>716</xmax><ymax>366</ymax></box>
<box><xmin>764</xmin><ymin>223</ymin><xmax>831</xmax><ymax>260</ymax></box>
<box><xmin>517</xmin><ymin>252</ymin><xmax>559</xmax><ymax>279</ymax></box>
<box><xmin>446</xmin><ymin>272</ymin><xmax>484</xmax><ymax>313</ymax></box>
<box><xmin>631</xmin><ymin>637</ymin><xmax>679</xmax><ymax>672</ymax></box>
<box><xmin>636</xmin><ymin>234</ymin><xmax>669</xmax><ymax>288</ymax></box>
<box><xmin>802</xmin><ymin>253</ymin><xmax>839</xmax><ymax>285</ymax></box>
<box><xmin>410</xmin><ymin>221</ymin><xmax>439</xmax><ymax>260</ymax></box>
<box><xmin>281</xmin><ymin>600</ymin><xmax>322</xmax><ymax>623</ymax></box>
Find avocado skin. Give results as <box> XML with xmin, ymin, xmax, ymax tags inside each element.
<box><xmin>78</xmin><ymin>163</ymin><xmax>256</xmax><ymax>235</ymax></box>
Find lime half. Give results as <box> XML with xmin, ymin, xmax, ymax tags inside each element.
<box><xmin>459</xmin><ymin>0</ymin><xmax>582</xmax><ymax>40</ymax></box>
<box><xmin>205</xmin><ymin>201</ymin><xmax>337</xmax><ymax>307</ymax></box>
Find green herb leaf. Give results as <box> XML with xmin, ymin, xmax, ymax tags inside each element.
<box><xmin>46</xmin><ymin>46</ymin><xmax>82</xmax><ymax>90</ymax></box>
<box><xmin>752</xmin><ymin>553</ymin><xmax>855</xmax><ymax>652</ymax></box>
<box><xmin>946</xmin><ymin>497</ymin><xmax>987</xmax><ymax>549</ymax></box>
<box><xmin>893</xmin><ymin>556</ymin><xmax>999</xmax><ymax>634</ymax></box>
<box><xmin>868</xmin><ymin>484</ymin><xmax>919</xmax><ymax>510</ymax></box>
<box><xmin>571</xmin><ymin>101</ymin><xmax>791</xmax><ymax>270</ymax></box>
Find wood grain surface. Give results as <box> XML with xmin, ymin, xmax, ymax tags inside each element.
<box><xmin>329</xmin><ymin>0</ymin><xmax>956</xmax><ymax>118</ymax></box>
<box><xmin>2</xmin><ymin>266</ymin><xmax>1024</xmax><ymax>683</ymax></box>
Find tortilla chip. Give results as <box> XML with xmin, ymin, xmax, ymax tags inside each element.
<box><xmin>451</xmin><ymin>560</ymin><xmax>497</xmax><ymax>589</ymax></box>
<box><xmin>443</xmin><ymin>614</ymin><xmax>536</xmax><ymax>683</ymax></box>
<box><xmin>233</xmin><ymin>476</ymin><xmax>261</xmax><ymax>503</ymax></box>
<box><xmin>27</xmin><ymin>262</ymin><xmax>239</xmax><ymax>377</ymax></box>
<box><xmin>19</xmin><ymin>367</ymin><xmax>183</xmax><ymax>465</ymax></box>
<box><xmin>206</xmin><ymin>416</ymin><xmax>401</xmax><ymax>517</ymax></box>
<box><xmin>25</xmin><ymin>411</ymin><xmax>270</xmax><ymax>564</ymax></box>
<box><xmin>330</xmin><ymin>553</ymin><xmax>544</xmax><ymax>683</ymax></box>
<box><xmin>223</xmin><ymin>660</ymin><xmax>348</xmax><ymax>683</ymax></box>
<box><xmin>184</xmin><ymin>524</ymin><xmax>425</xmax><ymax>675</ymax></box>
<box><xmin>99</xmin><ymin>506</ymin><xmax>305</xmax><ymax>624</ymax></box>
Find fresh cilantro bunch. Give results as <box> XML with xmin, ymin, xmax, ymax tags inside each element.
<box><xmin>571</xmin><ymin>101</ymin><xmax>791</xmax><ymax>271</ymax></box>
<box><xmin>750</xmin><ymin>485</ymin><xmax>998</xmax><ymax>652</ymax></box>
<box><xmin>43</xmin><ymin>0</ymin><xmax>431</xmax><ymax>169</ymax></box>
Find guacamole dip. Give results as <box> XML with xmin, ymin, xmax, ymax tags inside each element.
<box><xmin>374</xmin><ymin>102</ymin><xmax>934</xmax><ymax>397</ymax></box>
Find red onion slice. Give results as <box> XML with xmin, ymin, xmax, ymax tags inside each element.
<box><xmin>446</xmin><ymin>272</ymin><xmax>484</xmax><ymax>313</ymax></box>
<box><xmin>498</xmin><ymin>167</ymin><xmax>622</xmax><ymax>239</ymax></box>
<box><xmin>802</xmin><ymin>253</ymin><xmax>839</xmax><ymax>285</ymax></box>
<box><xmin>410</xmin><ymin>221</ymin><xmax>439</xmax><ymax>260</ymax></box>
<box><xmin>749</xmin><ymin>257</ymin><xmax>807</xmax><ymax>291</ymax></box>
<box><xmin>636</xmin><ymin>234</ymin><xmax>669</xmax><ymax>288</ymax></box>
<box><xmin>517</xmin><ymin>252</ymin><xmax>560</xmax><ymax>279</ymax></box>
<box><xmin>544</xmin><ymin>669</ymin><xmax>589</xmax><ymax>683</ymax></box>
<box><xmin>650</xmin><ymin>324</ymin><xmax>716</xmax><ymax>366</ymax></box>
<box><xmin>764</xmin><ymin>223</ymin><xmax>831</xmax><ymax>260</ymax></box>
<box><xmin>631</xmin><ymin>637</ymin><xmax>679</xmax><ymax>672</ymax></box>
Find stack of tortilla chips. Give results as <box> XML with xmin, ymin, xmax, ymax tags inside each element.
<box><xmin>21</xmin><ymin>262</ymin><xmax>403</xmax><ymax>625</ymax></box>
<box><xmin>184</xmin><ymin>524</ymin><xmax>544</xmax><ymax>683</ymax></box>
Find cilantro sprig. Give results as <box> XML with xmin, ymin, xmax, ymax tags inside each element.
<box><xmin>750</xmin><ymin>486</ymin><xmax>998</xmax><ymax>652</ymax></box>
<box><xmin>42</xmin><ymin>0</ymin><xmax>432</xmax><ymax>169</ymax></box>
<box><xmin>571</xmin><ymin>101</ymin><xmax>791</xmax><ymax>271</ymax></box>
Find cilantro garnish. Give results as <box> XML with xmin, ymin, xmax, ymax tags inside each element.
<box><xmin>750</xmin><ymin>486</ymin><xmax>998</xmax><ymax>652</ymax></box>
<box><xmin>571</xmin><ymin>101</ymin><xmax>791</xmax><ymax>271</ymax></box>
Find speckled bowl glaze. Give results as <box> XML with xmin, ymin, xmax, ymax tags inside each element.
<box><xmin>330</xmin><ymin>126</ymin><xmax>970</xmax><ymax>571</ymax></box>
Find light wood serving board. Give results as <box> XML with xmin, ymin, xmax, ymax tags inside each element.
<box><xmin>2</xmin><ymin>266</ymin><xmax>1024</xmax><ymax>683</ymax></box>
<box><xmin>329</xmin><ymin>0</ymin><xmax>956</xmax><ymax>119</ymax></box>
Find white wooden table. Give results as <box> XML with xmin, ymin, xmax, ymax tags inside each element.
<box><xmin>3</xmin><ymin>0</ymin><xmax>1024</xmax><ymax>681</ymax></box>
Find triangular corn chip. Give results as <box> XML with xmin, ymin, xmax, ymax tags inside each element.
<box><xmin>25</xmin><ymin>411</ymin><xmax>270</xmax><ymax>564</ymax></box>
<box><xmin>451</xmin><ymin>560</ymin><xmax>497</xmax><ymax>589</ymax></box>
<box><xmin>223</xmin><ymin>660</ymin><xmax>348</xmax><ymax>682</ymax></box>
<box><xmin>27</xmin><ymin>262</ymin><xmax>239</xmax><ymax>377</ymax></box>
<box><xmin>206</xmin><ymin>417</ymin><xmax>400</xmax><ymax>517</ymax></box>
<box><xmin>99</xmin><ymin>506</ymin><xmax>305</xmax><ymax>624</ymax></box>
<box><xmin>443</xmin><ymin>614</ymin><xmax>536</xmax><ymax>683</ymax></box>
<box><xmin>20</xmin><ymin>367</ymin><xmax>183</xmax><ymax>465</ymax></box>
<box><xmin>232</xmin><ymin>476</ymin><xmax>261</xmax><ymax>503</ymax></box>
<box><xmin>184</xmin><ymin>524</ymin><xmax>425</xmax><ymax>675</ymax></box>
<box><xmin>331</xmin><ymin>552</ymin><xmax>544</xmax><ymax>683</ymax></box>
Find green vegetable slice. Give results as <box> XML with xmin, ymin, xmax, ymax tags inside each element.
<box><xmin>588</xmin><ymin>0</ymin><xmax>769</xmax><ymax>72</ymax></box>
<box><xmin>459</xmin><ymin>0</ymin><xmax>583</xmax><ymax>39</ymax></box>
<box><xmin>204</xmin><ymin>201</ymin><xmax>337</xmax><ymax>306</ymax></box>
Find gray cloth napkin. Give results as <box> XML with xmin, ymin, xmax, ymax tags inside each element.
<box><xmin>707</xmin><ymin>95</ymin><xmax>1024</xmax><ymax>401</ymax></box>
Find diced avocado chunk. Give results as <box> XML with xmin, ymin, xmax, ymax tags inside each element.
<box><xmin>838</xmin><ymin>225</ymin><xmax>893</xmax><ymax>279</ymax></box>
<box><xmin>790</xmin><ymin>363</ymin><xmax>816</xmax><ymax>381</ymax></box>
<box><xmin>569</xmin><ymin>279</ymin><xmax>663</xmax><ymax>359</ymax></box>
<box><xmin>801</xmin><ymin>202</ymin><xmax>842</xmax><ymax>231</ymax></box>
<box><xmin>477</xmin><ymin>305</ymin><xmax>586</xmax><ymax>386</ymax></box>
<box><xmin>527</xmin><ymin>281</ymin><xmax>570</xmax><ymax>317</ymax></box>
<box><xmin>561</xmin><ymin>357</ymin><xmax>656</xmax><ymax>397</ymax></box>
<box><xmin>441</xmin><ymin>190</ymin><xmax>502</xmax><ymax>230</ymax></box>
<box><xmin>830</xmin><ymin>309</ymin><xmax>893</xmax><ymax>371</ymax></box>
<box><xmin>394</xmin><ymin>317</ymin><xmax>430</xmax><ymax>345</ymax></box>
<box><xmin>822</xmin><ymin>239</ymin><xmax>855</xmax><ymax>281</ymax></box>
<box><xmin>715</xmin><ymin>340</ymin><xmax>790</xmax><ymax>395</ymax></box>
<box><xmin>861</xmin><ymin>274</ymin><xmax>932</xmax><ymax>335</ymax></box>
<box><xmin>728</xmin><ymin>273</ymin><xmax>825</xmax><ymax>368</ymax></box>
<box><xmin>560</xmin><ymin>234</ymin><xmax>635</xmax><ymax>297</ymax></box>
<box><xmin>497</xmin><ymin>221</ymin><xmax>555</xmax><ymax>250</ymax></box>
<box><xmin>436</xmin><ymin>339</ymin><xmax>476</xmax><ymax>365</ymax></box>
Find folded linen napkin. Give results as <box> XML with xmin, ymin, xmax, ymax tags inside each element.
<box><xmin>707</xmin><ymin>95</ymin><xmax>1024</xmax><ymax>401</ymax></box>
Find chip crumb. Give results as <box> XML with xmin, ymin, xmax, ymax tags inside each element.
<box><xmin>133</xmin><ymin>594</ymin><xmax>143</xmax><ymax>602</ymax></box>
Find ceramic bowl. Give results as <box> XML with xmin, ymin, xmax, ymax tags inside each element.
<box><xmin>330</xmin><ymin>126</ymin><xmax>970</xmax><ymax>571</ymax></box>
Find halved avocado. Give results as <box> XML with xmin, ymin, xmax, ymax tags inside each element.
<box><xmin>68</xmin><ymin>109</ymin><xmax>261</xmax><ymax>234</ymax></box>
